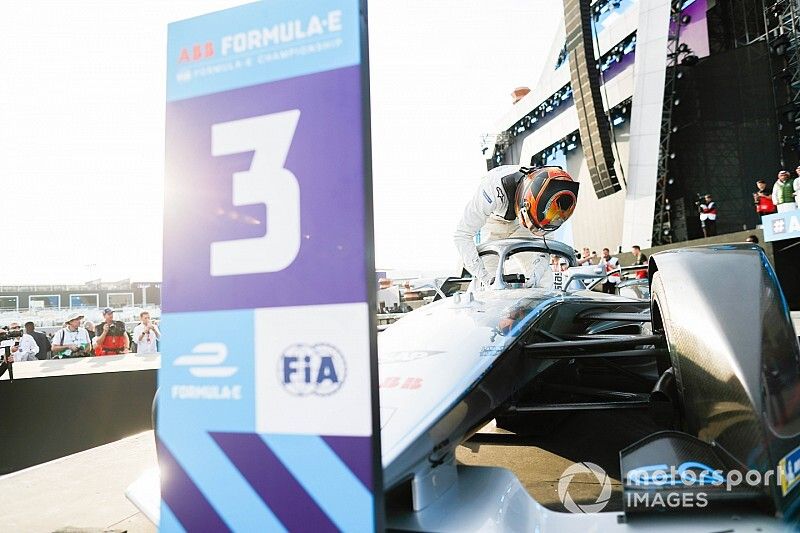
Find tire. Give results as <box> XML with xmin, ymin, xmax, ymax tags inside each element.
<box><xmin>649</xmin><ymin>271</ymin><xmax>686</xmax><ymax>432</ymax></box>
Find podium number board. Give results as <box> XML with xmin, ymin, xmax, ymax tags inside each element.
<box><xmin>160</xmin><ymin>1</ymin><xmax>381</xmax><ymax>530</ymax></box>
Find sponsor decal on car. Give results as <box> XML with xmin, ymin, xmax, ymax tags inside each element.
<box><xmin>380</xmin><ymin>350</ymin><xmax>444</xmax><ymax>363</ymax></box>
<box><xmin>779</xmin><ymin>444</ymin><xmax>800</xmax><ymax>496</ymax></box>
<box><xmin>553</xmin><ymin>271</ymin><xmax>564</xmax><ymax>291</ymax></box>
<box><xmin>379</xmin><ymin>376</ymin><xmax>423</xmax><ymax>389</ymax></box>
<box><xmin>479</xmin><ymin>346</ymin><xmax>504</xmax><ymax>358</ymax></box>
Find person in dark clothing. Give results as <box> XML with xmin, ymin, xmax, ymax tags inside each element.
<box><xmin>25</xmin><ymin>321</ymin><xmax>51</xmax><ymax>360</ymax></box>
<box><xmin>753</xmin><ymin>179</ymin><xmax>776</xmax><ymax>215</ymax></box>
<box><xmin>631</xmin><ymin>245</ymin><xmax>648</xmax><ymax>279</ymax></box>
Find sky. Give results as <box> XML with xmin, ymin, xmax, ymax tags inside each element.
<box><xmin>0</xmin><ymin>0</ymin><xmax>559</xmax><ymax>284</ymax></box>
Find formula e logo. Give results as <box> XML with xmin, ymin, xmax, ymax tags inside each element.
<box><xmin>279</xmin><ymin>343</ymin><xmax>346</xmax><ymax>396</ymax></box>
<box><xmin>174</xmin><ymin>342</ymin><xmax>238</xmax><ymax>378</ymax></box>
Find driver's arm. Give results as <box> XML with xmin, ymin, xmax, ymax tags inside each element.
<box><xmin>454</xmin><ymin>181</ymin><xmax>497</xmax><ymax>286</ymax></box>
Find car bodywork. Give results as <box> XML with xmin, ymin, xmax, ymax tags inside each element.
<box><xmin>127</xmin><ymin>237</ymin><xmax>799</xmax><ymax>531</ymax></box>
<box><xmin>379</xmin><ymin>237</ymin><xmax>800</xmax><ymax>530</ymax></box>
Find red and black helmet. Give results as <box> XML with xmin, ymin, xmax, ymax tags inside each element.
<box><xmin>515</xmin><ymin>166</ymin><xmax>579</xmax><ymax>235</ymax></box>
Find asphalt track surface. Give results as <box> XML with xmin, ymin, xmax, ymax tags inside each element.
<box><xmin>457</xmin><ymin>410</ymin><xmax>664</xmax><ymax>513</ymax></box>
<box><xmin>0</xmin><ymin>411</ymin><xmax>674</xmax><ymax>529</ymax></box>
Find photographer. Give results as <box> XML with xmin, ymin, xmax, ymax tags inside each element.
<box><xmin>0</xmin><ymin>331</ymin><xmax>13</xmax><ymax>378</ymax></box>
<box><xmin>132</xmin><ymin>311</ymin><xmax>160</xmax><ymax>354</ymax></box>
<box><xmin>698</xmin><ymin>194</ymin><xmax>717</xmax><ymax>238</ymax></box>
<box><xmin>94</xmin><ymin>307</ymin><xmax>129</xmax><ymax>356</ymax></box>
<box><xmin>51</xmin><ymin>313</ymin><xmax>93</xmax><ymax>358</ymax></box>
<box><xmin>4</xmin><ymin>322</ymin><xmax>39</xmax><ymax>362</ymax></box>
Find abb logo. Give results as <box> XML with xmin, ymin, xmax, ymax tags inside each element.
<box><xmin>178</xmin><ymin>41</ymin><xmax>215</xmax><ymax>63</ymax></box>
<box><xmin>380</xmin><ymin>377</ymin><xmax>422</xmax><ymax>390</ymax></box>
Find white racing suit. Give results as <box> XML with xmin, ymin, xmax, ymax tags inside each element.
<box><xmin>454</xmin><ymin>165</ymin><xmax>550</xmax><ymax>289</ymax></box>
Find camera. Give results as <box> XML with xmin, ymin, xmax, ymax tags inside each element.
<box><xmin>103</xmin><ymin>321</ymin><xmax>126</xmax><ymax>336</ymax></box>
<box><xmin>55</xmin><ymin>344</ymin><xmax>94</xmax><ymax>359</ymax></box>
<box><xmin>0</xmin><ymin>329</ymin><xmax>22</xmax><ymax>342</ymax></box>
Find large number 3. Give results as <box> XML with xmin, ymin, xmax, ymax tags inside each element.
<box><xmin>210</xmin><ymin>110</ymin><xmax>301</xmax><ymax>277</ymax></box>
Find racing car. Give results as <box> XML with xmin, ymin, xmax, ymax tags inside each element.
<box><xmin>379</xmin><ymin>237</ymin><xmax>800</xmax><ymax>531</ymax></box>
<box><xmin>128</xmin><ymin>236</ymin><xmax>799</xmax><ymax>531</ymax></box>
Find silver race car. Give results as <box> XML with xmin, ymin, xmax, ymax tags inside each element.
<box><xmin>129</xmin><ymin>237</ymin><xmax>799</xmax><ymax>531</ymax></box>
<box><xmin>380</xmin><ymin>237</ymin><xmax>800</xmax><ymax>531</ymax></box>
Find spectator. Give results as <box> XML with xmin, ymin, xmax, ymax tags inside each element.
<box><xmin>24</xmin><ymin>321</ymin><xmax>51</xmax><ymax>360</ymax></box>
<box><xmin>132</xmin><ymin>311</ymin><xmax>160</xmax><ymax>354</ymax></box>
<box><xmin>6</xmin><ymin>322</ymin><xmax>38</xmax><ymax>362</ymax></box>
<box><xmin>795</xmin><ymin>166</ymin><xmax>800</xmax><ymax>204</ymax></box>
<box><xmin>51</xmin><ymin>313</ymin><xmax>92</xmax><ymax>358</ymax></box>
<box><xmin>754</xmin><ymin>179</ymin><xmax>776</xmax><ymax>216</ymax></box>
<box><xmin>95</xmin><ymin>307</ymin><xmax>130</xmax><ymax>356</ymax></box>
<box><xmin>772</xmin><ymin>170</ymin><xmax>797</xmax><ymax>212</ymax></box>
<box><xmin>577</xmin><ymin>246</ymin><xmax>597</xmax><ymax>266</ymax></box>
<box><xmin>631</xmin><ymin>245</ymin><xmax>648</xmax><ymax>279</ymax></box>
<box><xmin>599</xmin><ymin>248</ymin><xmax>620</xmax><ymax>294</ymax></box>
<box><xmin>746</xmin><ymin>235</ymin><xmax>760</xmax><ymax>244</ymax></box>
<box><xmin>550</xmin><ymin>254</ymin><xmax>561</xmax><ymax>272</ymax></box>
<box><xmin>84</xmin><ymin>320</ymin><xmax>96</xmax><ymax>342</ymax></box>
<box><xmin>699</xmin><ymin>194</ymin><xmax>718</xmax><ymax>237</ymax></box>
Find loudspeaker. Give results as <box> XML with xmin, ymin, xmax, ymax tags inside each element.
<box><xmin>563</xmin><ymin>0</ymin><xmax>622</xmax><ymax>198</ymax></box>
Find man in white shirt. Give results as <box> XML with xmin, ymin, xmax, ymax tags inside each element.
<box><xmin>51</xmin><ymin>312</ymin><xmax>92</xmax><ymax>358</ymax></box>
<box><xmin>577</xmin><ymin>247</ymin><xmax>597</xmax><ymax>266</ymax></box>
<box><xmin>773</xmin><ymin>170</ymin><xmax>797</xmax><ymax>212</ymax></box>
<box><xmin>5</xmin><ymin>322</ymin><xmax>39</xmax><ymax>362</ymax></box>
<box><xmin>598</xmin><ymin>248</ymin><xmax>621</xmax><ymax>294</ymax></box>
<box><xmin>133</xmin><ymin>311</ymin><xmax>160</xmax><ymax>354</ymax></box>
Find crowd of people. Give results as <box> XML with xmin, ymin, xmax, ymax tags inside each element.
<box><xmin>0</xmin><ymin>308</ymin><xmax>160</xmax><ymax>364</ymax></box>
<box><xmin>754</xmin><ymin>167</ymin><xmax>800</xmax><ymax>215</ymax></box>
<box><xmin>571</xmin><ymin>245</ymin><xmax>647</xmax><ymax>294</ymax></box>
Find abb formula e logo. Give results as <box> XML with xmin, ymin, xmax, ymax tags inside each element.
<box><xmin>210</xmin><ymin>110</ymin><xmax>301</xmax><ymax>277</ymax></box>
<box><xmin>173</xmin><ymin>342</ymin><xmax>238</xmax><ymax>378</ymax></box>
<box><xmin>279</xmin><ymin>343</ymin><xmax>346</xmax><ymax>396</ymax></box>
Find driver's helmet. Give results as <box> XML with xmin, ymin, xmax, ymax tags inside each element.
<box><xmin>515</xmin><ymin>166</ymin><xmax>579</xmax><ymax>236</ymax></box>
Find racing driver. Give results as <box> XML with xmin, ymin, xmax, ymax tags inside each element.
<box><xmin>454</xmin><ymin>164</ymin><xmax>579</xmax><ymax>289</ymax></box>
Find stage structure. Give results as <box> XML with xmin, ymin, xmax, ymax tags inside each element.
<box><xmin>483</xmin><ymin>0</ymin><xmax>787</xmax><ymax>250</ymax></box>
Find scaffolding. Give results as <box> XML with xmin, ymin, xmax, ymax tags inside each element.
<box><xmin>652</xmin><ymin>5</ymin><xmax>687</xmax><ymax>246</ymax></box>
<box><xmin>764</xmin><ymin>0</ymin><xmax>800</xmax><ymax>166</ymax></box>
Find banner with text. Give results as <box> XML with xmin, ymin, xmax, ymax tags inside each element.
<box><xmin>161</xmin><ymin>1</ymin><xmax>380</xmax><ymax>530</ymax></box>
<box><xmin>763</xmin><ymin>209</ymin><xmax>800</xmax><ymax>243</ymax></box>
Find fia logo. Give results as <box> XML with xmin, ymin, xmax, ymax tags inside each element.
<box><xmin>174</xmin><ymin>342</ymin><xmax>238</xmax><ymax>378</ymax></box>
<box><xmin>279</xmin><ymin>343</ymin><xmax>346</xmax><ymax>396</ymax></box>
